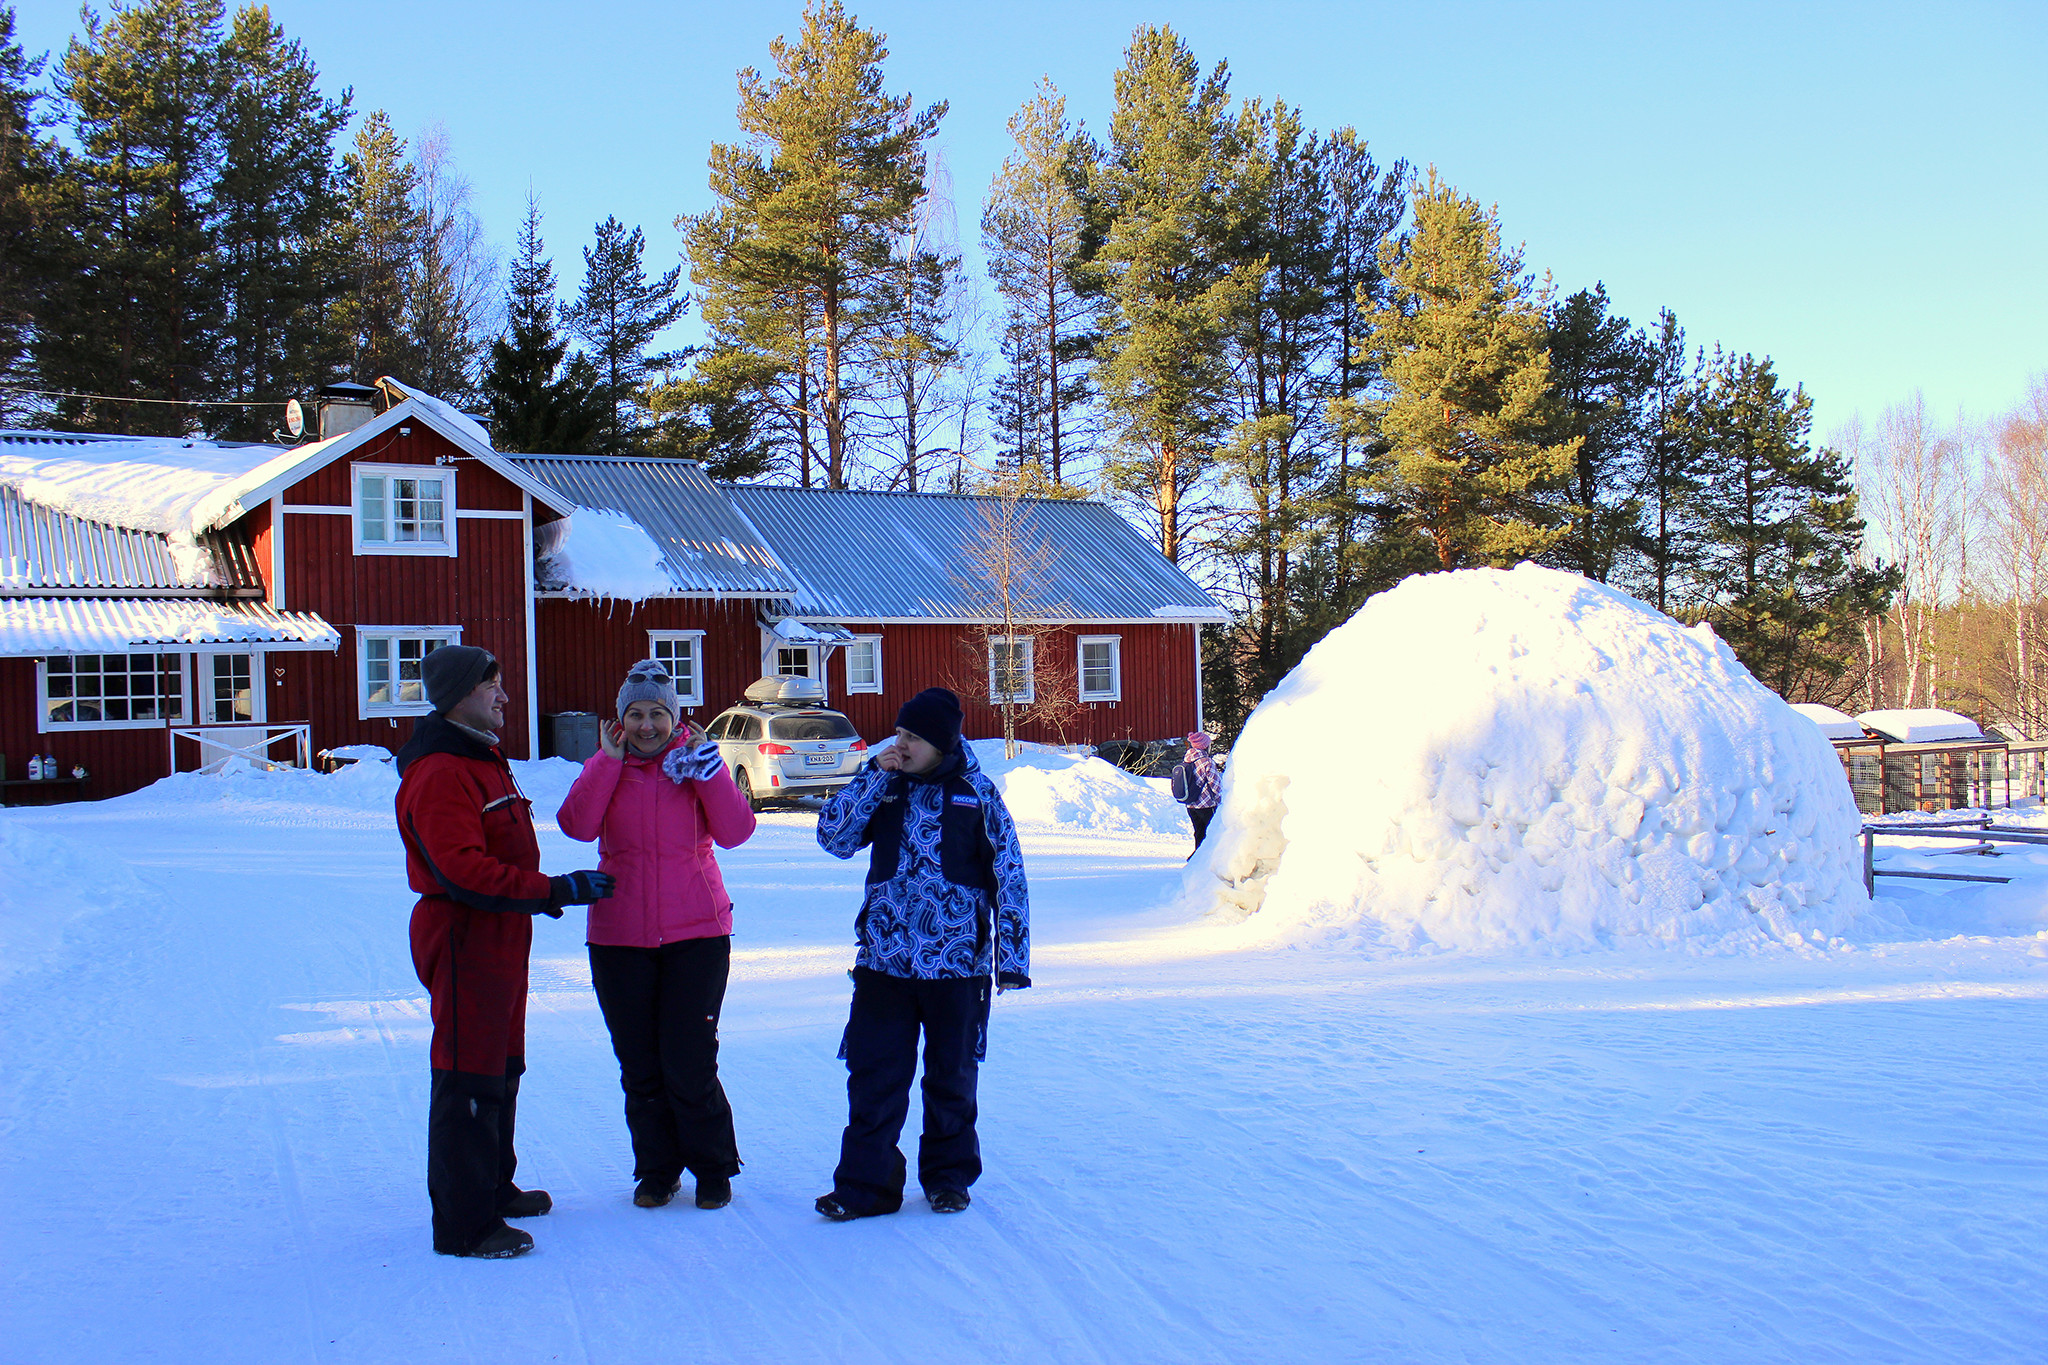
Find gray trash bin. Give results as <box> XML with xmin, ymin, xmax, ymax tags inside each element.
<box><xmin>544</xmin><ymin>711</ymin><xmax>600</xmax><ymax>762</ymax></box>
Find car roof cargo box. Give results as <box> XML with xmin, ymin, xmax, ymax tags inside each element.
<box><xmin>743</xmin><ymin>675</ymin><xmax>828</xmax><ymax>706</ymax></box>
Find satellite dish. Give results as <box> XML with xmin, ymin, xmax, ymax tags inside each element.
<box><xmin>284</xmin><ymin>398</ymin><xmax>304</xmax><ymax>439</ymax></box>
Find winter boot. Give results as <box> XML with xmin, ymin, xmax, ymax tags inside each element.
<box><xmin>635</xmin><ymin>1176</ymin><xmax>682</xmax><ymax>1208</ymax></box>
<box><xmin>440</xmin><ymin>1222</ymin><xmax>534</xmax><ymax>1259</ymax></box>
<box><xmin>927</xmin><ymin>1189</ymin><xmax>971</xmax><ymax>1214</ymax></box>
<box><xmin>815</xmin><ymin>1191</ymin><xmax>902</xmax><ymax>1222</ymax></box>
<box><xmin>695</xmin><ymin>1174</ymin><xmax>732</xmax><ymax>1210</ymax></box>
<box><xmin>498</xmin><ymin>1187</ymin><xmax>552</xmax><ymax>1218</ymax></box>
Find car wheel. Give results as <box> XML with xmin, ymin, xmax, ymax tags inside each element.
<box><xmin>735</xmin><ymin>766</ymin><xmax>761</xmax><ymax>812</ymax></box>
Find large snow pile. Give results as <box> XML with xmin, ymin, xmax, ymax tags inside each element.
<box><xmin>972</xmin><ymin>739</ymin><xmax>1188</xmax><ymax>836</ymax></box>
<box><xmin>1190</xmin><ymin>564</ymin><xmax>1867</xmax><ymax>951</ymax></box>
<box><xmin>537</xmin><ymin>508</ymin><xmax>675</xmax><ymax>602</ymax></box>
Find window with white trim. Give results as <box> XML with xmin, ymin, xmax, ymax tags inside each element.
<box><xmin>844</xmin><ymin>636</ymin><xmax>883</xmax><ymax>694</ymax></box>
<box><xmin>204</xmin><ymin>652</ymin><xmax>259</xmax><ymax>723</ymax></box>
<box><xmin>41</xmin><ymin>652</ymin><xmax>187</xmax><ymax>730</ymax></box>
<box><xmin>358</xmin><ymin>628</ymin><xmax>459</xmax><ymax>717</ymax></box>
<box><xmin>353</xmin><ymin>463</ymin><xmax>455</xmax><ymax>555</ymax></box>
<box><xmin>773</xmin><ymin>645</ymin><xmax>816</xmax><ymax>678</ymax></box>
<box><xmin>647</xmin><ymin>630</ymin><xmax>707</xmax><ymax>708</ymax></box>
<box><xmin>989</xmin><ymin>635</ymin><xmax>1035</xmax><ymax>705</ymax></box>
<box><xmin>1077</xmin><ymin>634</ymin><xmax>1122</xmax><ymax>702</ymax></box>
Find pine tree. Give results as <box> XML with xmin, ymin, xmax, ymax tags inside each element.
<box><xmin>1085</xmin><ymin>25</ymin><xmax>1255</xmax><ymax>563</ymax></box>
<box><xmin>1681</xmin><ymin>349</ymin><xmax>1898</xmax><ymax>696</ymax></box>
<box><xmin>1352</xmin><ymin>168</ymin><xmax>1578</xmax><ymax>569</ymax></box>
<box><xmin>0</xmin><ymin>4</ymin><xmax>64</xmax><ymax>423</ymax></box>
<box><xmin>332</xmin><ymin>109</ymin><xmax>421</xmax><ymax>384</ymax></box>
<box><xmin>208</xmin><ymin>4</ymin><xmax>349</xmax><ymax>438</ymax></box>
<box><xmin>482</xmin><ymin>196</ymin><xmax>604</xmax><ymax>453</ymax></box>
<box><xmin>566</xmin><ymin>214</ymin><xmax>684</xmax><ymax>455</ymax></box>
<box><xmin>1321</xmin><ymin>127</ymin><xmax>1407</xmax><ymax>595</ymax></box>
<box><xmin>1541</xmin><ymin>283</ymin><xmax>1647</xmax><ymax>582</ymax></box>
<box><xmin>682</xmin><ymin>0</ymin><xmax>945</xmax><ymax>488</ymax></box>
<box><xmin>1629</xmin><ymin>309</ymin><xmax>1700</xmax><ymax>614</ymax></box>
<box><xmin>982</xmin><ymin>77</ymin><xmax>1093</xmax><ymax>485</ymax></box>
<box><xmin>45</xmin><ymin>0</ymin><xmax>227</xmax><ymax>434</ymax></box>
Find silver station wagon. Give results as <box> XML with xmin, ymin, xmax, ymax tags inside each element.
<box><xmin>700</xmin><ymin>675</ymin><xmax>869</xmax><ymax>810</ymax></box>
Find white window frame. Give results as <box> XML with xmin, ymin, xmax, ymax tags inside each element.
<box><xmin>1077</xmin><ymin>634</ymin><xmax>1122</xmax><ymax>703</ymax></box>
<box><xmin>843</xmin><ymin>635</ymin><xmax>884</xmax><ymax>695</ymax></box>
<box><xmin>356</xmin><ymin>627</ymin><xmax>461</xmax><ymax>719</ymax></box>
<box><xmin>772</xmin><ymin>644</ymin><xmax>818</xmax><ymax>679</ymax></box>
<box><xmin>646</xmin><ymin>630</ymin><xmax>708</xmax><ymax>709</ymax></box>
<box><xmin>37</xmin><ymin>651</ymin><xmax>189</xmax><ymax>732</ymax></box>
<box><xmin>989</xmin><ymin>635</ymin><xmax>1036</xmax><ymax>705</ymax></box>
<box><xmin>201</xmin><ymin>650</ymin><xmax>266</xmax><ymax>724</ymax></box>
<box><xmin>352</xmin><ymin>462</ymin><xmax>457</xmax><ymax>557</ymax></box>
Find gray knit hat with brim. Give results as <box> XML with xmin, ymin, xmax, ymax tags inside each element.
<box><xmin>617</xmin><ymin>658</ymin><xmax>680</xmax><ymax>719</ymax></box>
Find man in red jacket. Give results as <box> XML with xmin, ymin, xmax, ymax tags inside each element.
<box><xmin>395</xmin><ymin>645</ymin><xmax>614</xmax><ymax>1259</ymax></box>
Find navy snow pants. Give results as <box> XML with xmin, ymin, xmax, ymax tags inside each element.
<box><xmin>831</xmin><ymin>966</ymin><xmax>990</xmax><ymax>1213</ymax></box>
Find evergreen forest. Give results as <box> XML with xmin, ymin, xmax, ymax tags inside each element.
<box><xmin>7</xmin><ymin>1</ymin><xmax>2036</xmax><ymax>740</ymax></box>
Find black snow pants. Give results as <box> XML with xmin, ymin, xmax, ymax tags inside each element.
<box><xmin>1189</xmin><ymin>805</ymin><xmax>1216</xmax><ymax>850</ymax></box>
<box><xmin>831</xmin><ymin>966</ymin><xmax>990</xmax><ymax>1213</ymax></box>
<box><xmin>427</xmin><ymin>1058</ymin><xmax>526</xmax><ymax>1253</ymax></box>
<box><xmin>588</xmin><ymin>936</ymin><xmax>741</xmax><ymax>1184</ymax></box>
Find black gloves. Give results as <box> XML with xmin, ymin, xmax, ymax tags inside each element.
<box><xmin>548</xmin><ymin>869</ymin><xmax>616</xmax><ymax>909</ymax></box>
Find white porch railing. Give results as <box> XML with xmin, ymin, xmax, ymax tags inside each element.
<box><xmin>168</xmin><ymin>721</ymin><xmax>313</xmax><ymax>774</ymax></box>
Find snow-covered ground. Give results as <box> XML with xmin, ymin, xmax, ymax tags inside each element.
<box><xmin>2</xmin><ymin>748</ymin><xmax>2046</xmax><ymax>1363</ymax></box>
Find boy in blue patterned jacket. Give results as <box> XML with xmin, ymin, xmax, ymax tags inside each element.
<box><xmin>813</xmin><ymin>687</ymin><xmax>1030</xmax><ymax>1220</ymax></box>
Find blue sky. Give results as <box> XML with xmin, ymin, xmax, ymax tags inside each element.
<box><xmin>15</xmin><ymin>0</ymin><xmax>2045</xmax><ymax>439</ymax></box>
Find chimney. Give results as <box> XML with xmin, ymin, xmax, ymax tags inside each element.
<box><xmin>314</xmin><ymin>382</ymin><xmax>378</xmax><ymax>440</ymax></box>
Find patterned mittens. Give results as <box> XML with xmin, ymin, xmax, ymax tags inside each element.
<box><xmin>663</xmin><ymin>741</ymin><xmax>726</xmax><ymax>785</ymax></box>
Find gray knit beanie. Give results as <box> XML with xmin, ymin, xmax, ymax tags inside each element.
<box><xmin>617</xmin><ymin>658</ymin><xmax>680</xmax><ymax>719</ymax></box>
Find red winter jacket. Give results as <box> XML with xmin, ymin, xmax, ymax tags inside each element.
<box><xmin>555</xmin><ymin>733</ymin><xmax>757</xmax><ymax>947</ymax></box>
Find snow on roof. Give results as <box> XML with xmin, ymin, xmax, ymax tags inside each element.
<box><xmin>1855</xmin><ymin>709</ymin><xmax>1985</xmax><ymax>744</ymax></box>
<box><xmin>0</xmin><ymin>598</ymin><xmax>339</xmax><ymax>656</ymax></box>
<box><xmin>534</xmin><ymin>508</ymin><xmax>674</xmax><ymax>603</ymax></box>
<box><xmin>375</xmin><ymin>378</ymin><xmax>494</xmax><ymax>451</ymax></box>
<box><xmin>1188</xmin><ymin>564</ymin><xmax>1865</xmax><ymax>952</ymax></box>
<box><xmin>1791</xmin><ymin>703</ymin><xmax>1866</xmax><ymax>740</ymax></box>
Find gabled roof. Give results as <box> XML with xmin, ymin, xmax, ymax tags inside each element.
<box><xmin>720</xmin><ymin>484</ymin><xmax>1227</xmax><ymax>624</ymax></box>
<box><xmin>503</xmin><ymin>455</ymin><xmax>795</xmax><ymax>598</ymax></box>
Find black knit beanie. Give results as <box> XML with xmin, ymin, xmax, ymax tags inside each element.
<box><xmin>423</xmin><ymin>645</ymin><xmax>498</xmax><ymax>715</ymax></box>
<box><xmin>895</xmin><ymin>687</ymin><xmax>963</xmax><ymax>753</ymax></box>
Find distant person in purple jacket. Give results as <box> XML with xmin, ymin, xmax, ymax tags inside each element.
<box><xmin>557</xmin><ymin>660</ymin><xmax>757</xmax><ymax>1212</ymax></box>
<box><xmin>1180</xmin><ymin>731</ymin><xmax>1221</xmax><ymax>853</ymax></box>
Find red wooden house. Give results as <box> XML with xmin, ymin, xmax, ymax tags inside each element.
<box><xmin>0</xmin><ymin>381</ymin><xmax>1224</xmax><ymax>801</ymax></box>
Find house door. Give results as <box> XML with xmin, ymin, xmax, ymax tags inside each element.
<box><xmin>204</xmin><ymin>652</ymin><xmax>261</xmax><ymax>724</ymax></box>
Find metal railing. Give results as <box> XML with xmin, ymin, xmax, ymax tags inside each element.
<box><xmin>168</xmin><ymin>721</ymin><xmax>313</xmax><ymax>775</ymax></box>
<box><xmin>1858</xmin><ymin>815</ymin><xmax>2048</xmax><ymax>896</ymax></box>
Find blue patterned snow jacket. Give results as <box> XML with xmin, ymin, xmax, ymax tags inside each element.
<box><xmin>817</xmin><ymin>743</ymin><xmax>1030</xmax><ymax>987</ymax></box>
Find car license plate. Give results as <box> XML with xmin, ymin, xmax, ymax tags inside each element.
<box><xmin>804</xmin><ymin>753</ymin><xmax>835</xmax><ymax>767</ymax></box>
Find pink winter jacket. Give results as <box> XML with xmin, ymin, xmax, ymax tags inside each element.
<box><xmin>555</xmin><ymin>734</ymin><xmax>757</xmax><ymax>948</ymax></box>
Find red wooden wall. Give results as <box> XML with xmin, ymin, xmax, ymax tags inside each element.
<box><xmin>0</xmin><ymin>657</ymin><xmax>179</xmax><ymax>798</ymax></box>
<box><xmin>269</xmin><ymin>424</ymin><xmax>537</xmax><ymax>759</ymax></box>
<box><xmin>825</xmin><ymin>622</ymin><xmax>1198</xmax><ymax>748</ymax></box>
<box><xmin>534</xmin><ymin>596</ymin><xmax>763</xmax><ymax>741</ymax></box>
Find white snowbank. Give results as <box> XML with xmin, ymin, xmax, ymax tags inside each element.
<box><xmin>1857</xmin><ymin>708</ymin><xmax>1983</xmax><ymax>743</ymax></box>
<box><xmin>971</xmin><ymin>739</ymin><xmax>1187</xmax><ymax>836</ymax></box>
<box><xmin>537</xmin><ymin>508</ymin><xmax>674</xmax><ymax>602</ymax></box>
<box><xmin>1190</xmin><ymin>564</ymin><xmax>1867</xmax><ymax>952</ymax></box>
<box><xmin>1792</xmin><ymin>702</ymin><xmax>1865</xmax><ymax>740</ymax></box>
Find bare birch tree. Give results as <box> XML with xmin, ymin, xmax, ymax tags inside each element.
<box><xmin>955</xmin><ymin>468</ymin><xmax>1071</xmax><ymax>757</ymax></box>
<box><xmin>1858</xmin><ymin>392</ymin><xmax>1969</xmax><ymax>708</ymax></box>
<box><xmin>1981</xmin><ymin>375</ymin><xmax>2048</xmax><ymax>736</ymax></box>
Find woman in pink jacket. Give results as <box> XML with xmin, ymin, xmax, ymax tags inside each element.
<box><xmin>557</xmin><ymin>659</ymin><xmax>757</xmax><ymax>1212</ymax></box>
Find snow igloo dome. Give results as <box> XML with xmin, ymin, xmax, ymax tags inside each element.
<box><xmin>1190</xmin><ymin>564</ymin><xmax>1866</xmax><ymax>951</ymax></box>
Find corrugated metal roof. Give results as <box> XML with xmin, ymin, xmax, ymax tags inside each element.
<box><xmin>503</xmin><ymin>456</ymin><xmax>796</xmax><ymax>597</ymax></box>
<box><xmin>721</xmin><ymin>485</ymin><xmax>1227</xmax><ymax>623</ymax></box>
<box><xmin>0</xmin><ymin>598</ymin><xmax>339</xmax><ymax>656</ymax></box>
<box><xmin>0</xmin><ymin>485</ymin><xmax>263</xmax><ymax>594</ymax></box>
